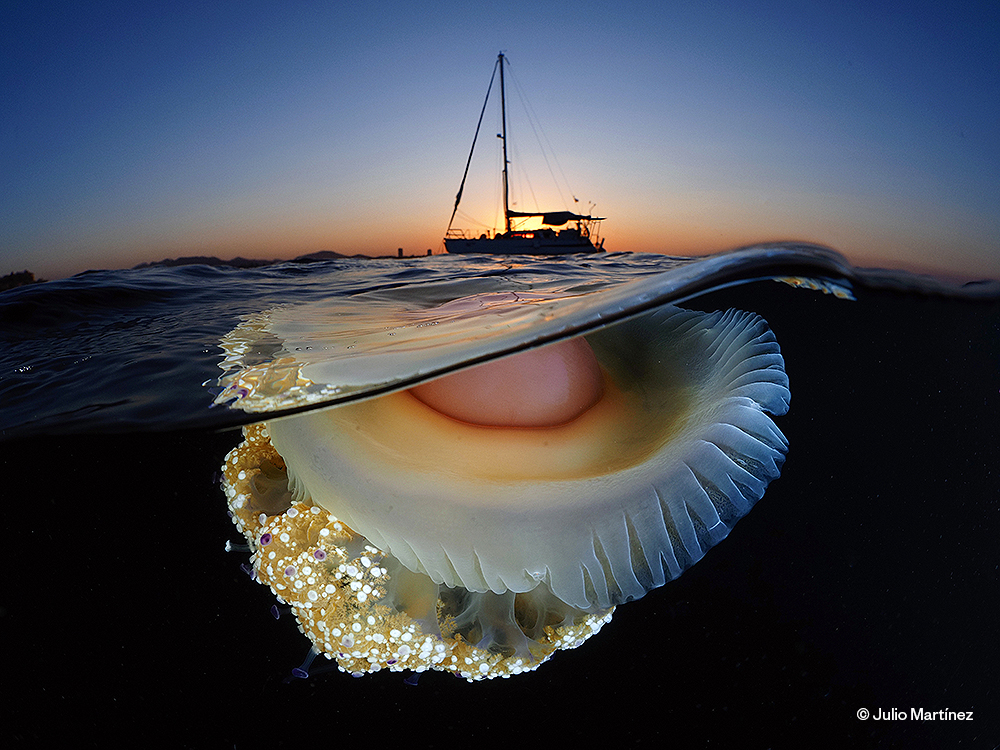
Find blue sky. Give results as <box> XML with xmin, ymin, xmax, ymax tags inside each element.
<box><xmin>2</xmin><ymin>0</ymin><xmax>998</xmax><ymax>279</ymax></box>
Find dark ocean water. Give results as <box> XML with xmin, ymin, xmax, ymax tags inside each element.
<box><xmin>2</xmin><ymin>246</ymin><xmax>998</xmax><ymax>747</ymax></box>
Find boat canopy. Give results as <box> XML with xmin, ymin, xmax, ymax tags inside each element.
<box><xmin>506</xmin><ymin>210</ymin><xmax>605</xmax><ymax>226</ymax></box>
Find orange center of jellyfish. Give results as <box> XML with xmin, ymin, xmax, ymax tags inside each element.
<box><xmin>410</xmin><ymin>336</ymin><xmax>604</xmax><ymax>428</ymax></box>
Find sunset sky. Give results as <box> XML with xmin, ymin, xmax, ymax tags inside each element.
<box><xmin>3</xmin><ymin>0</ymin><xmax>998</xmax><ymax>280</ymax></box>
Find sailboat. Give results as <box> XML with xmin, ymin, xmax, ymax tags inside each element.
<box><xmin>444</xmin><ymin>53</ymin><xmax>605</xmax><ymax>255</ymax></box>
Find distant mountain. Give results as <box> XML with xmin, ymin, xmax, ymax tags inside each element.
<box><xmin>131</xmin><ymin>250</ymin><xmax>375</xmax><ymax>270</ymax></box>
<box><xmin>289</xmin><ymin>250</ymin><xmax>375</xmax><ymax>262</ymax></box>
<box><xmin>132</xmin><ymin>255</ymin><xmax>279</xmax><ymax>269</ymax></box>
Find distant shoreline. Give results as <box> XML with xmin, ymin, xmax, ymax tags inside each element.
<box><xmin>5</xmin><ymin>249</ymin><xmax>436</xmax><ymax>289</ymax></box>
<box><xmin>130</xmin><ymin>248</ymin><xmax>434</xmax><ymax>270</ymax></box>
<box><xmin>130</xmin><ymin>250</ymin><xmax>368</xmax><ymax>270</ymax></box>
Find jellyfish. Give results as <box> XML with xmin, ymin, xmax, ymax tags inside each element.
<box><xmin>221</xmin><ymin>301</ymin><xmax>789</xmax><ymax>680</ymax></box>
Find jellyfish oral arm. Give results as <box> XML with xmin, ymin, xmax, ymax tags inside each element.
<box><xmin>409</xmin><ymin>336</ymin><xmax>604</xmax><ymax>428</ymax></box>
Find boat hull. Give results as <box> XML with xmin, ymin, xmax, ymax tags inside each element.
<box><xmin>444</xmin><ymin>235</ymin><xmax>603</xmax><ymax>255</ymax></box>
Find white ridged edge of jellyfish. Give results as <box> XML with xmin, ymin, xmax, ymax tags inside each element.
<box><xmin>267</xmin><ymin>304</ymin><xmax>790</xmax><ymax>612</ymax></box>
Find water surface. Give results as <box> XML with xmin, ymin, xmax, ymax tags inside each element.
<box><xmin>2</xmin><ymin>245</ymin><xmax>997</xmax><ymax>745</ymax></box>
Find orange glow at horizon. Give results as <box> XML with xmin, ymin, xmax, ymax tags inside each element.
<box><xmin>26</xmin><ymin>204</ymin><xmax>997</xmax><ymax>284</ymax></box>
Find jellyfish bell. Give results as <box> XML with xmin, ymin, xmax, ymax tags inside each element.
<box><xmin>409</xmin><ymin>336</ymin><xmax>604</xmax><ymax>427</ymax></box>
<box><xmin>220</xmin><ymin>285</ymin><xmax>790</xmax><ymax>680</ymax></box>
<box><xmin>264</xmin><ymin>305</ymin><xmax>788</xmax><ymax>609</ymax></box>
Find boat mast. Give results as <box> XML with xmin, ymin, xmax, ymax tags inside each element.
<box><xmin>498</xmin><ymin>52</ymin><xmax>511</xmax><ymax>233</ymax></box>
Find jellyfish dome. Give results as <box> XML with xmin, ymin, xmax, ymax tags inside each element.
<box><xmin>220</xmin><ymin>276</ymin><xmax>790</xmax><ymax>680</ymax></box>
